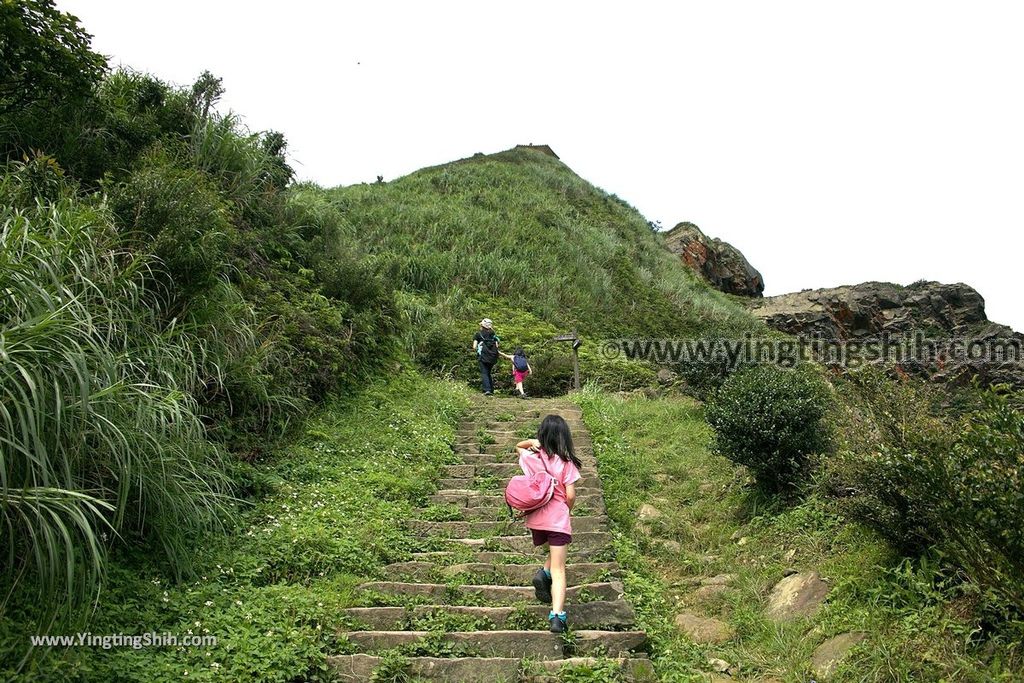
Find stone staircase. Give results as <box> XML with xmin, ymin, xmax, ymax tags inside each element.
<box><xmin>329</xmin><ymin>397</ymin><xmax>654</xmax><ymax>681</ymax></box>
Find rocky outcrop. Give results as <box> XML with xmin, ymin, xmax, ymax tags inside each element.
<box><xmin>663</xmin><ymin>222</ymin><xmax>764</xmax><ymax>297</ymax></box>
<box><xmin>749</xmin><ymin>281</ymin><xmax>991</xmax><ymax>339</ymax></box>
<box><xmin>750</xmin><ymin>281</ymin><xmax>1024</xmax><ymax>387</ymax></box>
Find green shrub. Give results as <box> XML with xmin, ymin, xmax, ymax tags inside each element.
<box><xmin>943</xmin><ymin>386</ymin><xmax>1024</xmax><ymax>611</ymax></box>
<box><xmin>107</xmin><ymin>154</ymin><xmax>233</xmax><ymax>308</ymax></box>
<box><xmin>827</xmin><ymin>369</ymin><xmax>955</xmax><ymax>553</ymax></box>
<box><xmin>829</xmin><ymin>371</ymin><xmax>1023</xmax><ymax>612</ymax></box>
<box><xmin>0</xmin><ymin>184</ymin><xmax>233</xmax><ymax>611</ymax></box>
<box><xmin>705</xmin><ymin>365</ymin><xmax>831</xmax><ymax>490</ymax></box>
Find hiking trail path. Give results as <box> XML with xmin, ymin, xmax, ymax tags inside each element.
<box><xmin>329</xmin><ymin>396</ymin><xmax>655</xmax><ymax>681</ymax></box>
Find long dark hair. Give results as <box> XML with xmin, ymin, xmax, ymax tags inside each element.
<box><xmin>537</xmin><ymin>415</ymin><xmax>582</xmax><ymax>469</ymax></box>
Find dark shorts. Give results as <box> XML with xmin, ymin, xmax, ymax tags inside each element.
<box><xmin>531</xmin><ymin>529</ymin><xmax>572</xmax><ymax>547</ymax></box>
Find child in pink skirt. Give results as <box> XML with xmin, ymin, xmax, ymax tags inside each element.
<box><xmin>501</xmin><ymin>347</ymin><xmax>532</xmax><ymax>398</ymax></box>
<box><xmin>514</xmin><ymin>414</ymin><xmax>582</xmax><ymax>632</ymax></box>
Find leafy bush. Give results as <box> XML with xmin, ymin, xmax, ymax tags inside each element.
<box><xmin>943</xmin><ymin>386</ymin><xmax>1024</xmax><ymax>611</ymax></box>
<box><xmin>0</xmin><ymin>177</ymin><xmax>233</xmax><ymax>610</ymax></box>
<box><xmin>0</xmin><ymin>0</ymin><xmax>107</xmax><ymax>171</ymax></box>
<box><xmin>706</xmin><ymin>365</ymin><xmax>831</xmax><ymax>490</ymax></box>
<box><xmin>0</xmin><ymin>8</ymin><xmax>398</xmax><ymax>618</ymax></box>
<box><xmin>835</xmin><ymin>372</ymin><xmax>1024</xmax><ymax>610</ymax></box>
<box><xmin>107</xmin><ymin>153</ymin><xmax>233</xmax><ymax>308</ymax></box>
<box><xmin>827</xmin><ymin>369</ymin><xmax>955</xmax><ymax>552</ymax></box>
<box><xmin>674</xmin><ymin>352</ymin><xmax>757</xmax><ymax>399</ymax></box>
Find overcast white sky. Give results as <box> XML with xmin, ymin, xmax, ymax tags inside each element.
<box><xmin>61</xmin><ymin>1</ymin><xmax>1023</xmax><ymax>331</ymax></box>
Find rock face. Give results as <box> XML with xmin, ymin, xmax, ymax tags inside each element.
<box><xmin>765</xmin><ymin>571</ymin><xmax>829</xmax><ymax>620</ymax></box>
<box><xmin>749</xmin><ymin>281</ymin><xmax>991</xmax><ymax>339</ymax></box>
<box><xmin>750</xmin><ymin>281</ymin><xmax>1024</xmax><ymax>387</ymax></box>
<box><xmin>663</xmin><ymin>222</ymin><xmax>764</xmax><ymax>297</ymax></box>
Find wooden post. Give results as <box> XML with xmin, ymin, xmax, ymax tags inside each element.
<box><xmin>553</xmin><ymin>330</ymin><xmax>583</xmax><ymax>391</ymax></box>
<box><xmin>571</xmin><ymin>328</ymin><xmax>580</xmax><ymax>391</ymax></box>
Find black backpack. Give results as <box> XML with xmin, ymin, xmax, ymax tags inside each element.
<box><xmin>478</xmin><ymin>333</ymin><xmax>499</xmax><ymax>364</ymax></box>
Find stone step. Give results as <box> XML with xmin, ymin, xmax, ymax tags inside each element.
<box><xmin>455</xmin><ymin>430</ymin><xmax>523</xmax><ymax>439</ymax></box>
<box><xmin>418</xmin><ymin>506</ymin><xmax>505</xmax><ymax>521</ymax></box>
<box><xmin>410</xmin><ymin>546</ymin><xmax>611</xmax><ymax>563</ymax></box>
<box><xmin>347</xmin><ymin>402</ymin><xmax>650</xmax><ymax>682</ymax></box>
<box><xmin>465</xmin><ymin>407</ymin><xmax>582</xmax><ymax>418</ymax></box>
<box><xmin>419</xmin><ymin>500</ymin><xmax>606</xmax><ymax>520</ymax></box>
<box><xmin>409</xmin><ymin>516</ymin><xmax>609</xmax><ymax>538</ymax></box>
<box><xmin>456</xmin><ymin>453</ymin><xmax>499</xmax><ymax>465</ymax></box>
<box><xmin>453</xmin><ymin>442</ymin><xmax>594</xmax><ymax>455</ymax></box>
<box><xmin>339</xmin><ymin>629</ymin><xmax>647</xmax><ymax>660</ymax></box>
<box><xmin>358</xmin><ymin>580</ymin><xmax>624</xmax><ymax>605</ymax></box>
<box><xmin>453</xmin><ymin>442</ymin><xmax>516</xmax><ymax>455</ymax></box>
<box><xmin>454</xmin><ymin>433</ymin><xmax>591</xmax><ymax>444</ymax></box>
<box><xmin>443</xmin><ymin>462</ymin><xmax>598</xmax><ymax>478</ymax></box>
<box><xmin>341</xmin><ymin>599</ymin><xmax>635</xmax><ymax>631</ymax></box>
<box><xmin>460</xmin><ymin>414</ymin><xmax>584</xmax><ymax>424</ymax></box>
<box><xmin>328</xmin><ymin>654</ymin><xmax>655</xmax><ymax>682</ymax></box>
<box><xmin>428</xmin><ymin>490</ymin><xmax>605</xmax><ymax>508</ymax></box>
<box><xmin>442</xmin><ymin>464</ymin><xmax>478</xmax><ymax>478</ymax></box>
<box><xmin>449</xmin><ymin>531</ymin><xmax>612</xmax><ymax>553</ymax></box>
<box><xmin>436</xmin><ymin>475</ymin><xmax>602</xmax><ymax>490</ymax></box>
<box><xmin>409</xmin><ymin>551</ymin><xmax>537</xmax><ymax>564</ymax></box>
<box><xmin>381</xmin><ymin>560</ymin><xmax>620</xmax><ymax>585</ymax></box>
<box><xmin>454</xmin><ymin>427</ymin><xmax>584</xmax><ymax>439</ymax></box>
<box><xmin>455</xmin><ymin>454</ymin><xmax>599</xmax><ymax>470</ymax></box>
<box><xmin>415</xmin><ymin>503</ymin><xmax>604</xmax><ymax>521</ymax></box>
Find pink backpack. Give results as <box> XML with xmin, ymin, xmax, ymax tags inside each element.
<box><xmin>504</xmin><ymin>471</ymin><xmax>556</xmax><ymax>513</ymax></box>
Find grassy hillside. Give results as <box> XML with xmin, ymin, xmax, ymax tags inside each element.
<box><xmin>578</xmin><ymin>384</ymin><xmax>1024</xmax><ymax>681</ymax></box>
<box><xmin>325</xmin><ymin>147</ymin><xmax>757</xmax><ymax>339</ymax></box>
<box><xmin>294</xmin><ymin>146</ymin><xmax>764</xmax><ymax>395</ymax></box>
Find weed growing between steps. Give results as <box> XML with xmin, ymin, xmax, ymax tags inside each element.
<box><xmin>1</xmin><ymin>374</ymin><xmax>470</xmax><ymax>682</ymax></box>
<box><xmin>577</xmin><ymin>388</ymin><xmax>1024</xmax><ymax>682</ymax></box>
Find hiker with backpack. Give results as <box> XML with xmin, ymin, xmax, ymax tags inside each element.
<box><xmin>500</xmin><ymin>347</ymin><xmax>532</xmax><ymax>398</ymax></box>
<box><xmin>505</xmin><ymin>415</ymin><xmax>582</xmax><ymax>633</ymax></box>
<box><xmin>472</xmin><ymin>318</ymin><xmax>500</xmax><ymax>395</ymax></box>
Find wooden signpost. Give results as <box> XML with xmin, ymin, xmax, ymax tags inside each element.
<box><xmin>554</xmin><ymin>330</ymin><xmax>583</xmax><ymax>390</ymax></box>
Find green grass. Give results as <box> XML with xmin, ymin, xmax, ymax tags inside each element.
<box><xmin>0</xmin><ymin>181</ymin><xmax>235</xmax><ymax>612</ymax></box>
<box><xmin>0</xmin><ymin>373</ymin><xmax>471</xmax><ymax>682</ymax></box>
<box><xmin>305</xmin><ymin>147</ymin><xmax>766</xmax><ymax>396</ymax></box>
<box><xmin>576</xmin><ymin>387</ymin><xmax>1024</xmax><ymax>682</ymax></box>
<box><xmin>326</xmin><ymin>148</ymin><xmax>757</xmax><ymax>339</ymax></box>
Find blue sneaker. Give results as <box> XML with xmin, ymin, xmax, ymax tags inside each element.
<box><xmin>532</xmin><ymin>568</ymin><xmax>552</xmax><ymax>603</ymax></box>
<box><xmin>548</xmin><ymin>611</ymin><xmax>567</xmax><ymax>633</ymax></box>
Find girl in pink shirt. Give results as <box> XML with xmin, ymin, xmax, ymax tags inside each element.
<box><xmin>514</xmin><ymin>414</ymin><xmax>582</xmax><ymax>633</ymax></box>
